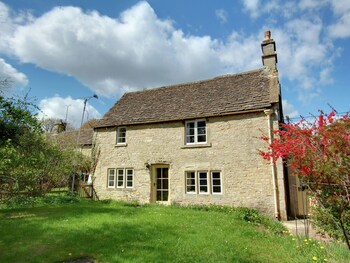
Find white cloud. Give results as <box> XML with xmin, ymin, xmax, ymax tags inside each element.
<box><xmin>0</xmin><ymin>0</ymin><xmax>346</xmax><ymax>108</ymax></box>
<box><xmin>0</xmin><ymin>58</ymin><xmax>28</xmax><ymax>95</ymax></box>
<box><xmin>38</xmin><ymin>96</ymin><xmax>101</xmax><ymax>128</ymax></box>
<box><xmin>328</xmin><ymin>12</ymin><xmax>350</xmax><ymax>38</ymax></box>
<box><xmin>323</xmin><ymin>0</ymin><xmax>350</xmax><ymax>39</ymax></box>
<box><xmin>4</xmin><ymin>1</ymin><xmax>269</xmax><ymax>98</ymax></box>
<box><xmin>282</xmin><ymin>99</ymin><xmax>300</xmax><ymax>118</ymax></box>
<box><xmin>215</xmin><ymin>9</ymin><xmax>228</xmax><ymax>24</ymax></box>
<box><xmin>268</xmin><ymin>18</ymin><xmax>335</xmax><ymax>102</ymax></box>
<box><xmin>241</xmin><ymin>0</ymin><xmax>261</xmax><ymax>18</ymax></box>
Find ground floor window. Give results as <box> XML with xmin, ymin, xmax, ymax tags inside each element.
<box><xmin>107</xmin><ymin>168</ymin><xmax>134</xmax><ymax>189</ymax></box>
<box><xmin>211</xmin><ymin>171</ymin><xmax>222</xmax><ymax>194</ymax></box>
<box><xmin>185</xmin><ymin>170</ymin><xmax>222</xmax><ymax>195</ymax></box>
<box><xmin>108</xmin><ymin>169</ymin><xmax>115</xmax><ymax>188</ymax></box>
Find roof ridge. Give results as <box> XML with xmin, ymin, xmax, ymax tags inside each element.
<box><xmin>124</xmin><ymin>67</ymin><xmax>266</xmax><ymax>95</ymax></box>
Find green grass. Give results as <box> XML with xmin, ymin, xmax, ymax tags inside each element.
<box><xmin>0</xmin><ymin>199</ymin><xmax>349</xmax><ymax>263</ymax></box>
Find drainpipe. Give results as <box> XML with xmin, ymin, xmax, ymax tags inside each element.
<box><xmin>264</xmin><ymin>109</ymin><xmax>281</xmax><ymax>220</ymax></box>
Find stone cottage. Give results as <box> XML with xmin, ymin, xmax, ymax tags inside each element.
<box><xmin>93</xmin><ymin>31</ymin><xmax>292</xmax><ymax>219</ymax></box>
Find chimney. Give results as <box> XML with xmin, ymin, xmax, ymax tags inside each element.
<box><xmin>53</xmin><ymin>120</ymin><xmax>67</xmax><ymax>134</ymax></box>
<box><xmin>261</xmin><ymin>30</ymin><xmax>278</xmax><ymax>70</ymax></box>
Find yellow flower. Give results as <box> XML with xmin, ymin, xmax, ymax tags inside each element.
<box><xmin>292</xmin><ymin>238</ymin><xmax>295</xmax><ymax>241</ymax></box>
<box><xmin>324</xmin><ymin>259</ymin><xmax>328</xmax><ymax>262</ymax></box>
<box><xmin>312</xmin><ymin>256</ymin><xmax>318</xmax><ymax>261</ymax></box>
<box><xmin>304</xmin><ymin>239</ymin><xmax>308</xmax><ymax>242</ymax></box>
<box><xmin>320</xmin><ymin>246</ymin><xmax>325</xmax><ymax>249</ymax></box>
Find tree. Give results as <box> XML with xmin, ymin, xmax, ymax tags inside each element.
<box><xmin>260</xmin><ymin>110</ymin><xmax>350</xmax><ymax>249</ymax></box>
<box><xmin>0</xmin><ymin>94</ymin><xmax>88</xmax><ymax>201</ymax></box>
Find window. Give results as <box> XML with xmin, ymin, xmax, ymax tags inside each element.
<box><xmin>117</xmin><ymin>169</ymin><xmax>124</xmax><ymax>188</ymax></box>
<box><xmin>211</xmin><ymin>171</ymin><xmax>222</xmax><ymax>194</ymax></box>
<box><xmin>198</xmin><ymin>171</ymin><xmax>209</xmax><ymax>194</ymax></box>
<box><xmin>117</xmin><ymin>127</ymin><xmax>126</xmax><ymax>144</ymax></box>
<box><xmin>185</xmin><ymin>120</ymin><xmax>206</xmax><ymax>144</ymax></box>
<box><xmin>185</xmin><ymin>170</ymin><xmax>222</xmax><ymax>195</ymax></box>
<box><xmin>107</xmin><ymin>168</ymin><xmax>134</xmax><ymax>189</ymax></box>
<box><xmin>126</xmin><ymin>169</ymin><xmax>134</xmax><ymax>188</ymax></box>
<box><xmin>108</xmin><ymin>169</ymin><xmax>115</xmax><ymax>188</ymax></box>
<box><xmin>185</xmin><ymin>171</ymin><xmax>196</xmax><ymax>194</ymax></box>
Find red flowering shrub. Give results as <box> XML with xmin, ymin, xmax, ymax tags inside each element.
<box><xmin>260</xmin><ymin>110</ymin><xmax>350</xmax><ymax>249</ymax></box>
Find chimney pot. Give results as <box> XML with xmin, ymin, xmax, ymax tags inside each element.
<box><xmin>264</xmin><ymin>31</ymin><xmax>271</xmax><ymax>41</ymax></box>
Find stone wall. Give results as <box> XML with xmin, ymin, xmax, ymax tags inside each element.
<box><xmin>93</xmin><ymin>111</ymin><xmax>288</xmax><ymax>219</ymax></box>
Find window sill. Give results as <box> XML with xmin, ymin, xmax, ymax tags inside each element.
<box><xmin>107</xmin><ymin>188</ymin><xmax>134</xmax><ymax>191</ymax></box>
<box><xmin>181</xmin><ymin>143</ymin><xmax>212</xmax><ymax>149</ymax></box>
<box><xmin>115</xmin><ymin>143</ymin><xmax>127</xmax><ymax>147</ymax></box>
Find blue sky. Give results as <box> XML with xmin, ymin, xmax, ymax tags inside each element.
<box><xmin>1</xmin><ymin>0</ymin><xmax>349</xmax><ymax>127</ymax></box>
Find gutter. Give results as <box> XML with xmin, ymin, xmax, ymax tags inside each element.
<box><xmin>264</xmin><ymin>109</ymin><xmax>281</xmax><ymax>220</ymax></box>
<box><xmin>95</xmin><ymin>107</ymin><xmax>271</xmax><ymax>130</ymax></box>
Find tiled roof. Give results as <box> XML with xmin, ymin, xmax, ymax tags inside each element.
<box><xmin>97</xmin><ymin>67</ymin><xmax>279</xmax><ymax>128</ymax></box>
<box><xmin>47</xmin><ymin>129</ymin><xmax>93</xmax><ymax>148</ymax></box>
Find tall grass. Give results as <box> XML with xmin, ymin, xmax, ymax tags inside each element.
<box><xmin>0</xmin><ymin>198</ymin><xmax>349</xmax><ymax>262</ymax></box>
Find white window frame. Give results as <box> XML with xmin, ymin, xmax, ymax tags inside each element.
<box><xmin>185</xmin><ymin>119</ymin><xmax>207</xmax><ymax>145</ymax></box>
<box><xmin>117</xmin><ymin>169</ymin><xmax>125</xmax><ymax>189</ymax></box>
<box><xmin>198</xmin><ymin>171</ymin><xmax>209</xmax><ymax>194</ymax></box>
<box><xmin>107</xmin><ymin>169</ymin><xmax>116</xmax><ymax>188</ymax></box>
<box><xmin>185</xmin><ymin>171</ymin><xmax>197</xmax><ymax>194</ymax></box>
<box><xmin>125</xmin><ymin>169</ymin><xmax>134</xmax><ymax>189</ymax></box>
<box><xmin>117</xmin><ymin>126</ymin><xmax>127</xmax><ymax>145</ymax></box>
<box><xmin>211</xmin><ymin>171</ymin><xmax>222</xmax><ymax>195</ymax></box>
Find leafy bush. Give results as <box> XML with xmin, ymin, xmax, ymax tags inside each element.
<box><xmin>312</xmin><ymin>205</ymin><xmax>350</xmax><ymax>241</ymax></box>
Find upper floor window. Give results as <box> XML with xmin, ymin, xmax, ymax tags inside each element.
<box><xmin>117</xmin><ymin>127</ymin><xmax>126</xmax><ymax>144</ymax></box>
<box><xmin>185</xmin><ymin>120</ymin><xmax>206</xmax><ymax>144</ymax></box>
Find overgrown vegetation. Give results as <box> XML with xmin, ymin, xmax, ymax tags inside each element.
<box><xmin>0</xmin><ymin>89</ymin><xmax>90</xmax><ymax>202</ymax></box>
<box><xmin>261</xmin><ymin>109</ymin><xmax>350</xmax><ymax>249</ymax></box>
<box><xmin>0</xmin><ymin>199</ymin><xmax>349</xmax><ymax>263</ymax></box>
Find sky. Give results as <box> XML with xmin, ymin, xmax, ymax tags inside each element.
<box><xmin>0</xmin><ymin>0</ymin><xmax>350</xmax><ymax>127</ymax></box>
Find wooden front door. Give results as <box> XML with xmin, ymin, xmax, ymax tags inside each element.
<box><xmin>151</xmin><ymin>165</ymin><xmax>169</xmax><ymax>202</ymax></box>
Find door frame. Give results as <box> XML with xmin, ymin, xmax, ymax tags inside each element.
<box><xmin>150</xmin><ymin>164</ymin><xmax>170</xmax><ymax>203</ymax></box>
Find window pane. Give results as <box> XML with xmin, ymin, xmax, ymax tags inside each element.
<box><xmin>187</xmin><ymin>178</ymin><xmax>195</xmax><ymax>185</ymax></box>
<box><xmin>197</xmin><ymin>127</ymin><xmax>206</xmax><ymax>135</ymax></box>
<box><xmin>197</xmin><ymin>121</ymin><xmax>206</xmax><ymax>128</ymax></box>
<box><xmin>198</xmin><ymin>172</ymin><xmax>208</xmax><ymax>194</ymax></box>
<box><xmin>163</xmin><ymin>179</ymin><xmax>168</xmax><ymax>189</ymax></box>
<box><xmin>163</xmin><ymin>191</ymin><xmax>169</xmax><ymax>201</ymax></box>
<box><xmin>186</xmin><ymin>135</ymin><xmax>195</xmax><ymax>143</ymax></box>
<box><xmin>199</xmin><ymin>186</ymin><xmax>208</xmax><ymax>193</ymax></box>
<box><xmin>163</xmin><ymin>168</ymin><xmax>168</xmax><ymax>178</ymax></box>
<box><xmin>157</xmin><ymin>168</ymin><xmax>162</xmax><ymax>179</ymax></box>
<box><xmin>213</xmin><ymin>186</ymin><xmax>221</xmax><ymax>193</ymax></box>
<box><xmin>212</xmin><ymin>172</ymin><xmax>220</xmax><ymax>179</ymax></box>
<box><xmin>186</xmin><ymin>122</ymin><xmax>195</xmax><ymax>129</ymax></box>
<box><xmin>197</xmin><ymin>135</ymin><xmax>206</xmax><ymax>143</ymax></box>
<box><xmin>187</xmin><ymin>185</ymin><xmax>195</xmax><ymax>192</ymax></box>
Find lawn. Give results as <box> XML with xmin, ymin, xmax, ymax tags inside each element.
<box><xmin>0</xmin><ymin>198</ymin><xmax>349</xmax><ymax>263</ymax></box>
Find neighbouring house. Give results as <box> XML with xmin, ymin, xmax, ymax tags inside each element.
<box><xmin>92</xmin><ymin>31</ymin><xmax>299</xmax><ymax>219</ymax></box>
